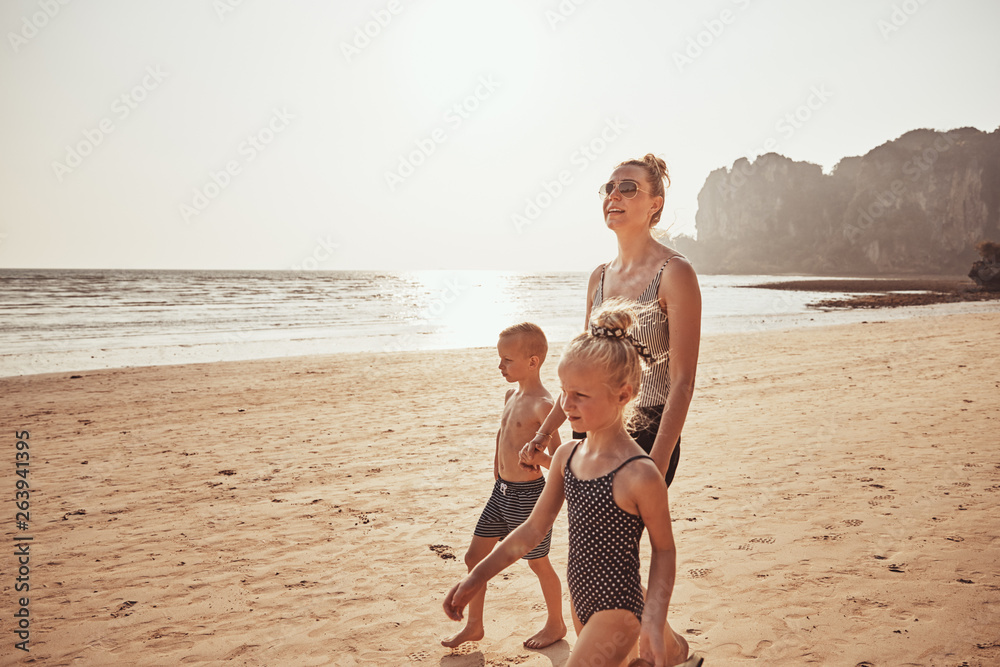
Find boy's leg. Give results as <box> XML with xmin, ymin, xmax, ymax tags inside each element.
<box><xmin>441</xmin><ymin>535</ymin><xmax>499</xmax><ymax>648</ymax></box>
<box><xmin>565</xmin><ymin>608</ymin><xmax>640</xmax><ymax>667</ymax></box>
<box><xmin>524</xmin><ymin>555</ymin><xmax>567</xmax><ymax>649</ymax></box>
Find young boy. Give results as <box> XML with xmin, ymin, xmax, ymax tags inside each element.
<box><xmin>442</xmin><ymin>323</ymin><xmax>565</xmax><ymax>650</ymax></box>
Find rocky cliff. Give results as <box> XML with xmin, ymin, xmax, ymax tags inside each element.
<box><xmin>682</xmin><ymin>127</ymin><xmax>1000</xmax><ymax>274</ymax></box>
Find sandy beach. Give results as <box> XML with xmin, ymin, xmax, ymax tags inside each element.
<box><xmin>2</xmin><ymin>311</ymin><xmax>999</xmax><ymax>666</ymax></box>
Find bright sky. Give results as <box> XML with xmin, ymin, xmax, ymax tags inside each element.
<box><xmin>1</xmin><ymin>0</ymin><xmax>998</xmax><ymax>271</ymax></box>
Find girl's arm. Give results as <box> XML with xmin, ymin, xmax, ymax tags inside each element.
<box><xmin>649</xmin><ymin>258</ymin><xmax>701</xmax><ymax>476</ymax></box>
<box><xmin>444</xmin><ymin>444</ymin><xmax>570</xmax><ymax>621</ymax></box>
<box><xmin>630</xmin><ymin>464</ymin><xmax>677</xmax><ymax>664</ymax></box>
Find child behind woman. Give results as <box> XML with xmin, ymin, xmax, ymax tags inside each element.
<box><xmin>444</xmin><ymin>299</ymin><xmax>699</xmax><ymax>666</ymax></box>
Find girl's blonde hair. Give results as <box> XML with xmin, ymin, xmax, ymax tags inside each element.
<box><xmin>560</xmin><ymin>297</ymin><xmax>652</xmax><ymax>431</ymax></box>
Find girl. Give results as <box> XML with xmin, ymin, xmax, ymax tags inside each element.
<box><xmin>444</xmin><ymin>301</ymin><xmax>700</xmax><ymax>667</ymax></box>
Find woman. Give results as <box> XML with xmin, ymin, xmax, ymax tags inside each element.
<box><xmin>523</xmin><ymin>153</ymin><xmax>701</xmax><ymax>485</ymax></box>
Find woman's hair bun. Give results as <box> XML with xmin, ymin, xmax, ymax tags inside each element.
<box><xmin>642</xmin><ymin>153</ymin><xmax>670</xmax><ymax>188</ymax></box>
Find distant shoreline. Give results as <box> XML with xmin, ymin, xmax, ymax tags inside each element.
<box><xmin>747</xmin><ymin>277</ymin><xmax>1000</xmax><ymax>308</ymax></box>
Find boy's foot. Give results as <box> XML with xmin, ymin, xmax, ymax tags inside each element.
<box><xmin>523</xmin><ymin>621</ymin><xmax>567</xmax><ymax>649</ymax></box>
<box><xmin>441</xmin><ymin>625</ymin><xmax>484</xmax><ymax>648</ymax></box>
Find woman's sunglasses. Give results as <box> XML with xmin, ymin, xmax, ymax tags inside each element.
<box><xmin>598</xmin><ymin>180</ymin><xmax>652</xmax><ymax>199</ymax></box>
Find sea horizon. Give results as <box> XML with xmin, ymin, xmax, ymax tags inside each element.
<box><xmin>2</xmin><ymin>268</ymin><xmax>996</xmax><ymax>378</ymax></box>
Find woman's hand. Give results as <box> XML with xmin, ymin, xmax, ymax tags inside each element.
<box><xmin>638</xmin><ymin>623</ymin><xmax>667</xmax><ymax>666</ymax></box>
<box><xmin>518</xmin><ymin>437</ymin><xmax>548</xmax><ymax>470</ymax></box>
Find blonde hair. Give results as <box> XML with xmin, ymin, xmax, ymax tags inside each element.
<box><xmin>615</xmin><ymin>153</ymin><xmax>670</xmax><ymax>227</ymax></box>
<box><xmin>560</xmin><ymin>298</ymin><xmax>650</xmax><ymax>431</ymax></box>
<box><xmin>499</xmin><ymin>322</ymin><xmax>548</xmax><ymax>364</ymax></box>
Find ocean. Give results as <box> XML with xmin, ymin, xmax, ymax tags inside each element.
<box><xmin>2</xmin><ymin>268</ymin><xmax>995</xmax><ymax>377</ymax></box>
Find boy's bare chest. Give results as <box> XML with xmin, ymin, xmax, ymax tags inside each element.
<box><xmin>499</xmin><ymin>400</ymin><xmax>536</xmax><ymax>439</ymax></box>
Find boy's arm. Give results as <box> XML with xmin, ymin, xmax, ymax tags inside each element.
<box><xmin>497</xmin><ymin>388</ymin><xmax>514</xmax><ymax>479</ymax></box>
<box><xmin>445</xmin><ymin>443</ymin><xmax>570</xmax><ymax>621</ymax></box>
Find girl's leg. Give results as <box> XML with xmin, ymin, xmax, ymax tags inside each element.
<box><xmin>566</xmin><ymin>608</ymin><xmax>640</xmax><ymax>667</ymax></box>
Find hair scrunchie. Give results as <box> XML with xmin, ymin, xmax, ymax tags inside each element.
<box><xmin>589</xmin><ymin>325</ymin><xmax>654</xmax><ymax>362</ymax></box>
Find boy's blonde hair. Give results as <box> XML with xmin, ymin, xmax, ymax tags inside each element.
<box><xmin>560</xmin><ymin>298</ymin><xmax>652</xmax><ymax>430</ymax></box>
<box><xmin>499</xmin><ymin>322</ymin><xmax>548</xmax><ymax>364</ymax></box>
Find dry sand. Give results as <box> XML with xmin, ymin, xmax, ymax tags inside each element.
<box><xmin>1</xmin><ymin>312</ymin><xmax>998</xmax><ymax>666</ymax></box>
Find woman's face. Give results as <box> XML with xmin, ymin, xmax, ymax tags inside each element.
<box><xmin>601</xmin><ymin>165</ymin><xmax>662</xmax><ymax>231</ymax></box>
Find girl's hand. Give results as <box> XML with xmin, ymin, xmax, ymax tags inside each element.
<box><xmin>638</xmin><ymin>625</ymin><xmax>666</xmax><ymax>666</ymax></box>
<box><xmin>443</xmin><ymin>577</ymin><xmax>481</xmax><ymax>621</ymax></box>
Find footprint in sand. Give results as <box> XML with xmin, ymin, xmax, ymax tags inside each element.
<box><xmin>688</xmin><ymin>568</ymin><xmax>711</xmax><ymax>578</ymax></box>
<box><xmin>843</xmin><ymin>519</ymin><xmax>863</xmax><ymax>527</ymax></box>
<box><xmin>429</xmin><ymin>544</ymin><xmax>456</xmax><ymax>560</ymax></box>
<box><xmin>953</xmin><ymin>482</ymin><xmax>971</xmax><ymax>488</ymax></box>
<box><xmin>407</xmin><ymin>650</ymin><xmax>430</xmax><ymax>661</ymax></box>
<box><xmin>446</xmin><ymin>643</ymin><xmax>480</xmax><ymax>656</ymax></box>
<box><xmin>110</xmin><ymin>600</ymin><xmax>138</xmax><ymax>618</ymax></box>
<box><xmin>737</xmin><ymin>543</ymin><xmax>753</xmax><ymax>551</ymax></box>
<box><xmin>749</xmin><ymin>536</ymin><xmax>775</xmax><ymax>544</ymax></box>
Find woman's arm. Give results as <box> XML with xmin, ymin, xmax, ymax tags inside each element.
<box><xmin>521</xmin><ymin>265</ymin><xmax>602</xmax><ymax>461</ymax></box>
<box><xmin>630</xmin><ymin>466</ymin><xmax>676</xmax><ymax>664</ymax></box>
<box><xmin>444</xmin><ymin>444</ymin><xmax>570</xmax><ymax>621</ymax></box>
<box><xmin>649</xmin><ymin>257</ymin><xmax>701</xmax><ymax>476</ymax></box>
<box><xmin>585</xmin><ymin>263</ymin><xmax>603</xmax><ymax>327</ymax></box>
